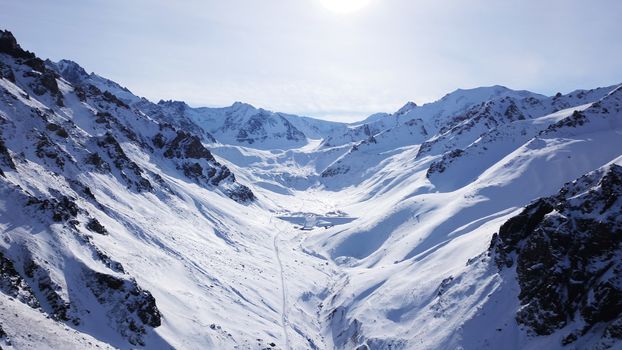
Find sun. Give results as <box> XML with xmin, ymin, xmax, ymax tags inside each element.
<box><xmin>320</xmin><ymin>0</ymin><xmax>373</xmax><ymax>13</ymax></box>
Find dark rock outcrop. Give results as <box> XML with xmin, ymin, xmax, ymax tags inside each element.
<box><xmin>158</xmin><ymin>130</ymin><xmax>215</xmax><ymax>161</ymax></box>
<box><xmin>0</xmin><ymin>137</ymin><xmax>16</xmax><ymax>175</ymax></box>
<box><xmin>0</xmin><ymin>30</ymin><xmax>44</xmax><ymax>72</ymax></box>
<box><xmin>86</xmin><ymin>271</ymin><xmax>162</xmax><ymax>346</ymax></box>
<box><xmin>86</xmin><ymin>218</ymin><xmax>108</xmax><ymax>235</ymax></box>
<box><xmin>0</xmin><ymin>251</ymin><xmax>39</xmax><ymax>308</ymax></box>
<box><xmin>24</xmin><ymin>259</ymin><xmax>75</xmax><ymax>323</ymax></box>
<box><xmin>96</xmin><ymin>133</ymin><xmax>152</xmax><ymax>192</ymax></box>
<box><xmin>490</xmin><ymin>164</ymin><xmax>622</xmax><ymax>345</ymax></box>
<box><xmin>26</xmin><ymin>195</ymin><xmax>80</xmax><ymax>223</ymax></box>
<box><xmin>426</xmin><ymin>149</ymin><xmax>464</xmax><ymax>178</ymax></box>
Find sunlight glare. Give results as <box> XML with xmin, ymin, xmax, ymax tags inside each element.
<box><xmin>320</xmin><ymin>0</ymin><xmax>373</xmax><ymax>13</ymax></box>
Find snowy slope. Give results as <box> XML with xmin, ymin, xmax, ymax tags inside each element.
<box><xmin>1</xmin><ymin>29</ymin><xmax>622</xmax><ymax>350</ymax></box>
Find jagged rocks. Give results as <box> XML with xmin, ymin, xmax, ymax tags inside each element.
<box><xmin>45</xmin><ymin>123</ymin><xmax>69</xmax><ymax>138</ymax></box>
<box><xmin>0</xmin><ymin>251</ymin><xmax>39</xmax><ymax>308</ymax></box>
<box><xmin>55</xmin><ymin>59</ymin><xmax>89</xmax><ymax>85</ymax></box>
<box><xmin>96</xmin><ymin>133</ymin><xmax>152</xmax><ymax>192</ymax></box>
<box><xmin>102</xmin><ymin>90</ymin><xmax>129</xmax><ymax>109</ymax></box>
<box><xmin>35</xmin><ymin>134</ymin><xmax>73</xmax><ymax>170</ymax></box>
<box><xmin>0</xmin><ymin>30</ymin><xmax>33</xmax><ymax>59</ymax></box>
<box><xmin>0</xmin><ymin>61</ymin><xmax>15</xmax><ymax>83</ymax></box>
<box><xmin>280</xmin><ymin>115</ymin><xmax>306</xmax><ymax>142</ymax></box>
<box><xmin>0</xmin><ymin>30</ymin><xmax>44</xmax><ymax>72</ymax></box>
<box><xmin>328</xmin><ymin>307</ymin><xmax>365</xmax><ymax>349</ymax></box>
<box><xmin>153</xmin><ymin>127</ymin><xmax>256</xmax><ymax>202</ymax></box>
<box><xmin>26</xmin><ymin>195</ymin><xmax>80</xmax><ymax>222</ymax></box>
<box><xmin>321</xmin><ymin>165</ymin><xmax>350</xmax><ymax>178</ymax></box>
<box><xmin>0</xmin><ymin>137</ymin><xmax>15</xmax><ymax>174</ymax></box>
<box><xmin>74</xmin><ymin>85</ymin><xmax>87</xmax><ymax>102</ymax></box>
<box><xmin>95</xmin><ymin>111</ymin><xmax>112</xmax><ymax>124</ymax></box>
<box><xmin>85</xmin><ymin>271</ymin><xmax>161</xmax><ymax>346</ymax></box>
<box><xmin>157</xmin><ymin>130</ymin><xmax>215</xmax><ymax>161</ymax></box>
<box><xmin>23</xmin><ymin>260</ymin><xmax>75</xmax><ymax>323</ymax></box>
<box><xmin>81</xmin><ymin>84</ymin><xmax>128</xmax><ymax>109</ymax></box>
<box><xmin>74</xmin><ymin>233</ymin><xmax>124</xmax><ymax>273</ymax></box>
<box><xmin>426</xmin><ymin>149</ymin><xmax>464</xmax><ymax>178</ymax></box>
<box><xmin>206</xmin><ymin>164</ymin><xmax>232</xmax><ymax>186</ymax></box>
<box><xmin>231</xmin><ymin>111</ymin><xmax>306</xmax><ymax>144</ymax></box>
<box><xmin>20</xmin><ymin>64</ymin><xmax>64</xmax><ymax>106</ymax></box>
<box><xmin>226</xmin><ymin>185</ymin><xmax>256</xmax><ymax>203</ymax></box>
<box><xmin>92</xmin><ymin>248</ymin><xmax>124</xmax><ymax>273</ymax></box>
<box><xmin>86</xmin><ymin>218</ymin><xmax>108</xmax><ymax>235</ymax></box>
<box><xmin>30</xmin><ymin>70</ymin><xmax>60</xmax><ymax>96</ymax></box>
<box><xmin>84</xmin><ymin>152</ymin><xmax>111</xmax><ymax>172</ymax></box>
<box><xmin>490</xmin><ymin>164</ymin><xmax>622</xmax><ymax>343</ymax></box>
<box><xmin>181</xmin><ymin>160</ymin><xmax>228</xmax><ymax>186</ymax></box>
<box><xmin>182</xmin><ymin>162</ymin><xmax>203</xmax><ymax>179</ymax></box>
<box><xmin>541</xmin><ymin>110</ymin><xmax>587</xmax><ymax>134</ymax></box>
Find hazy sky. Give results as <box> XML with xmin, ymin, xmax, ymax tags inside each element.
<box><xmin>2</xmin><ymin>0</ymin><xmax>621</xmax><ymax>121</ymax></box>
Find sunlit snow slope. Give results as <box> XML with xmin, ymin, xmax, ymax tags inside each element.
<box><xmin>1</xmin><ymin>29</ymin><xmax>621</xmax><ymax>350</ymax></box>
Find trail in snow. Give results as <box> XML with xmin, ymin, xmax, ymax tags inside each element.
<box><xmin>272</xmin><ymin>217</ymin><xmax>291</xmax><ymax>350</ymax></box>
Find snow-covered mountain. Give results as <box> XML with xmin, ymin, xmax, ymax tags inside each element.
<box><xmin>1</xmin><ymin>29</ymin><xmax>621</xmax><ymax>350</ymax></box>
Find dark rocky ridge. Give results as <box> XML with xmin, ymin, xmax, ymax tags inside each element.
<box><xmin>0</xmin><ymin>30</ymin><xmax>256</xmax><ymax>347</ymax></box>
<box><xmin>86</xmin><ymin>271</ymin><xmax>162</xmax><ymax>346</ymax></box>
<box><xmin>490</xmin><ymin>163</ymin><xmax>622</xmax><ymax>347</ymax></box>
<box><xmin>0</xmin><ymin>30</ymin><xmax>44</xmax><ymax>71</ymax></box>
<box><xmin>0</xmin><ymin>251</ymin><xmax>40</xmax><ymax>309</ymax></box>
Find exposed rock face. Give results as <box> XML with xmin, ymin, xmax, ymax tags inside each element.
<box><xmin>160</xmin><ymin>130</ymin><xmax>215</xmax><ymax>161</ymax></box>
<box><xmin>0</xmin><ymin>137</ymin><xmax>15</xmax><ymax>175</ymax></box>
<box><xmin>1</xmin><ymin>31</ymin><xmax>63</xmax><ymax>105</ymax></box>
<box><xmin>147</xmin><ymin>100</ymin><xmax>216</xmax><ymax>142</ymax></box>
<box><xmin>55</xmin><ymin>59</ymin><xmax>89</xmax><ymax>84</ymax></box>
<box><xmin>0</xmin><ymin>29</ymin><xmax>258</xmax><ymax>349</ymax></box>
<box><xmin>24</xmin><ymin>259</ymin><xmax>75</xmax><ymax>323</ymax></box>
<box><xmin>0</xmin><ymin>30</ymin><xmax>30</xmax><ymax>58</ymax></box>
<box><xmin>426</xmin><ymin>149</ymin><xmax>464</xmax><ymax>178</ymax></box>
<box><xmin>86</xmin><ymin>271</ymin><xmax>162</xmax><ymax>346</ymax></box>
<box><xmin>0</xmin><ymin>252</ymin><xmax>39</xmax><ymax>309</ymax></box>
<box><xmin>321</xmin><ymin>165</ymin><xmax>350</xmax><ymax>178</ymax></box>
<box><xmin>153</xmin><ymin>126</ymin><xmax>256</xmax><ymax>202</ymax></box>
<box><xmin>26</xmin><ymin>195</ymin><xmax>80</xmax><ymax>223</ymax></box>
<box><xmin>233</xmin><ymin>111</ymin><xmax>306</xmax><ymax>144</ymax></box>
<box><xmin>96</xmin><ymin>132</ymin><xmax>153</xmax><ymax>192</ymax></box>
<box><xmin>490</xmin><ymin>164</ymin><xmax>622</xmax><ymax>345</ymax></box>
<box><xmin>225</xmin><ymin>183</ymin><xmax>256</xmax><ymax>203</ymax></box>
<box><xmin>86</xmin><ymin>218</ymin><xmax>108</xmax><ymax>235</ymax></box>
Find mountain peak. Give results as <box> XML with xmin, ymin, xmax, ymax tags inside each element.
<box><xmin>447</xmin><ymin>85</ymin><xmax>511</xmax><ymax>98</ymax></box>
<box><xmin>57</xmin><ymin>59</ymin><xmax>87</xmax><ymax>73</ymax></box>
<box><xmin>437</xmin><ymin>85</ymin><xmax>543</xmax><ymax>110</ymax></box>
<box><xmin>231</xmin><ymin>101</ymin><xmax>256</xmax><ymax>110</ymax></box>
<box><xmin>55</xmin><ymin>59</ymin><xmax>89</xmax><ymax>84</ymax></box>
<box><xmin>0</xmin><ymin>29</ymin><xmax>35</xmax><ymax>60</ymax></box>
<box><xmin>395</xmin><ymin>101</ymin><xmax>418</xmax><ymax>115</ymax></box>
<box><xmin>157</xmin><ymin>99</ymin><xmax>188</xmax><ymax>108</ymax></box>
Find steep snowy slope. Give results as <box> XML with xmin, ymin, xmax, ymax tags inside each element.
<box><xmin>1</xmin><ymin>28</ymin><xmax>622</xmax><ymax>350</ymax></box>
<box><xmin>301</xmin><ymin>85</ymin><xmax>622</xmax><ymax>349</ymax></box>
<box><xmin>0</xmin><ymin>30</ymin><xmax>312</xmax><ymax>349</ymax></box>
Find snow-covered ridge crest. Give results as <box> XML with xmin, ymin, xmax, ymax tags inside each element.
<box><xmin>0</xmin><ymin>29</ymin><xmax>258</xmax><ymax>348</ymax></box>
<box><xmin>1</xmin><ymin>28</ymin><xmax>622</xmax><ymax>350</ymax></box>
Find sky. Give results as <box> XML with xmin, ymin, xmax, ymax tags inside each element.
<box><xmin>1</xmin><ymin>0</ymin><xmax>621</xmax><ymax>122</ymax></box>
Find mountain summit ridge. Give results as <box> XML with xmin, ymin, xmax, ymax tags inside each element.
<box><xmin>1</xmin><ymin>29</ymin><xmax>621</xmax><ymax>349</ymax></box>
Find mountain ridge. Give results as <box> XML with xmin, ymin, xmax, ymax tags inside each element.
<box><xmin>1</xmin><ymin>29</ymin><xmax>621</xmax><ymax>349</ymax></box>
